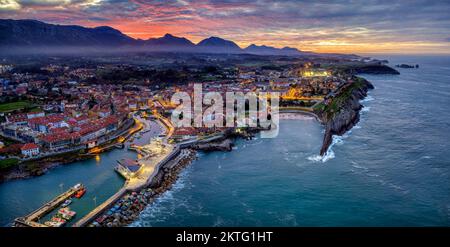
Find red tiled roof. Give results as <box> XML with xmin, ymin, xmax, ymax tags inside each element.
<box><xmin>49</xmin><ymin>127</ymin><xmax>69</xmax><ymax>134</ymax></box>
<box><xmin>40</xmin><ymin>132</ymin><xmax>73</xmax><ymax>143</ymax></box>
<box><xmin>75</xmin><ymin>115</ymin><xmax>89</xmax><ymax>122</ymax></box>
<box><xmin>7</xmin><ymin>113</ymin><xmax>28</xmax><ymax>123</ymax></box>
<box><xmin>21</xmin><ymin>143</ymin><xmax>39</xmax><ymax>151</ymax></box>
<box><xmin>28</xmin><ymin>114</ymin><xmax>65</xmax><ymax>126</ymax></box>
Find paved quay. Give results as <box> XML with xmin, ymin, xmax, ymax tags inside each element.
<box><xmin>73</xmin><ymin>115</ymin><xmax>177</xmax><ymax>227</ymax></box>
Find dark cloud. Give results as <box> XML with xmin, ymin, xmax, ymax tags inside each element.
<box><xmin>1</xmin><ymin>0</ymin><xmax>449</xmax><ymax>53</ymax></box>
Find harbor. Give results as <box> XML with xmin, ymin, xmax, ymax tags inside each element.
<box><xmin>73</xmin><ymin>116</ymin><xmax>178</xmax><ymax>227</ymax></box>
<box><xmin>1</xmin><ymin>115</ymin><xmax>165</xmax><ymax>227</ymax></box>
<box><xmin>9</xmin><ymin>113</ymin><xmax>181</xmax><ymax>227</ymax></box>
<box><xmin>14</xmin><ymin>183</ymin><xmax>85</xmax><ymax>227</ymax></box>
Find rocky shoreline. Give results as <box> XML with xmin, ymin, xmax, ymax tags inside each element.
<box><xmin>0</xmin><ymin>152</ymin><xmax>91</xmax><ymax>183</ymax></box>
<box><xmin>192</xmin><ymin>138</ymin><xmax>234</xmax><ymax>152</ymax></box>
<box><xmin>349</xmin><ymin>64</ymin><xmax>400</xmax><ymax>75</ymax></box>
<box><xmin>89</xmin><ymin>149</ymin><xmax>197</xmax><ymax>227</ymax></box>
<box><xmin>0</xmin><ymin>119</ymin><xmax>136</xmax><ymax>183</ymax></box>
<box><xmin>88</xmin><ymin>128</ymin><xmax>262</xmax><ymax>227</ymax></box>
<box><xmin>314</xmin><ymin>76</ymin><xmax>374</xmax><ymax>156</ymax></box>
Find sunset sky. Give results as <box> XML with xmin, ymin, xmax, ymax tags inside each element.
<box><xmin>1</xmin><ymin>0</ymin><xmax>450</xmax><ymax>54</ymax></box>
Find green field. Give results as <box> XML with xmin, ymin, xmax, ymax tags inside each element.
<box><xmin>0</xmin><ymin>158</ymin><xmax>19</xmax><ymax>170</ymax></box>
<box><xmin>314</xmin><ymin>77</ymin><xmax>365</xmax><ymax>116</ymax></box>
<box><xmin>0</xmin><ymin>101</ymin><xmax>33</xmax><ymax>113</ymax></box>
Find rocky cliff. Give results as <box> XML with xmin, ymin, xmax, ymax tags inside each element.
<box><xmin>314</xmin><ymin>77</ymin><xmax>374</xmax><ymax>155</ymax></box>
<box><xmin>351</xmin><ymin>64</ymin><xmax>400</xmax><ymax>74</ymax></box>
<box><xmin>192</xmin><ymin>139</ymin><xmax>233</xmax><ymax>152</ymax></box>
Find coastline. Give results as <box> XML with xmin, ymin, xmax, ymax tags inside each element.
<box><xmin>111</xmin><ymin>82</ymin><xmax>375</xmax><ymax>226</ymax></box>
<box><xmin>7</xmin><ymin>98</ymin><xmax>369</xmax><ymax>226</ymax></box>
<box><xmin>80</xmin><ymin>127</ymin><xmax>260</xmax><ymax>227</ymax></box>
<box><xmin>4</xmin><ymin>69</ymin><xmax>393</xmax><ymax>227</ymax></box>
<box><xmin>314</xmin><ymin>76</ymin><xmax>374</xmax><ymax>156</ymax></box>
<box><xmin>111</xmin><ymin>115</ymin><xmax>317</xmax><ymax>227</ymax></box>
<box><xmin>87</xmin><ymin>149</ymin><xmax>197</xmax><ymax>227</ymax></box>
<box><xmin>0</xmin><ymin>117</ymin><xmax>141</xmax><ymax>183</ymax></box>
<box><xmin>0</xmin><ymin>152</ymin><xmax>92</xmax><ymax>183</ymax></box>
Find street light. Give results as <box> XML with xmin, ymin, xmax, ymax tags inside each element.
<box><xmin>59</xmin><ymin>183</ymin><xmax>64</xmax><ymax>193</ymax></box>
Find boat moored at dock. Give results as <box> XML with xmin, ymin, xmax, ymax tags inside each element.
<box><xmin>14</xmin><ymin>183</ymin><xmax>85</xmax><ymax>227</ymax></box>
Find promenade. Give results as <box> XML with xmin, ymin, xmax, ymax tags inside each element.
<box><xmin>17</xmin><ymin>118</ymin><xmax>137</xmax><ymax>162</ymax></box>
<box><xmin>73</xmin><ymin>115</ymin><xmax>177</xmax><ymax>227</ymax></box>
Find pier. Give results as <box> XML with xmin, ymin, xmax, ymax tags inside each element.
<box><xmin>14</xmin><ymin>184</ymin><xmax>84</xmax><ymax>227</ymax></box>
<box><xmin>73</xmin><ymin>116</ymin><xmax>177</xmax><ymax>227</ymax></box>
<box><xmin>72</xmin><ymin>188</ymin><xmax>127</xmax><ymax>227</ymax></box>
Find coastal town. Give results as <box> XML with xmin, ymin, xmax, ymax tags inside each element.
<box><xmin>1</xmin><ymin>0</ymin><xmax>449</xmax><ymax>243</ymax></box>
<box><xmin>0</xmin><ymin>53</ymin><xmax>397</xmax><ymax>227</ymax></box>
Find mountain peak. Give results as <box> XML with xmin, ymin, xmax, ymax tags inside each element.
<box><xmin>0</xmin><ymin>19</ymin><xmax>310</xmax><ymax>56</ymax></box>
<box><xmin>144</xmin><ymin>33</ymin><xmax>194</xmax><ymax>47</ymax></box>
<box><xmin>196</xmin><ymin>36</ymin><xmax>242</xmax><ymax>54</ymax></box>
<box><xmin>246</xmin><ymin>44</ymin><xmax>270</xmax><ymax>49</ymax></box>
<box><xmin>244</xmin><ymin>44</ymin><xmax>302</xmax><ymax>56</ymax></box>
<box><xmin>198</xmin><ymin>37</ymin><xmax>240</xmax><ymax>47</ymax></box>
<box><xmin>163</xmin><ymin>33</ymin><xmax>175</xmax><ymax>38</ymax></box>
<box><xmin>0</xmin><ymin>19</ymin><xmax>134</xmax><ymax>47</ymax></box>
<box><xmin>93</xmin><ymin>26</ymin><xmax>124</xmax><ymax>35</ymax></box>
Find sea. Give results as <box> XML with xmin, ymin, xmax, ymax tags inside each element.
<box><xmin>130</xmin><ymin>55</ymin><xmax>450</xmax><ymax>226</ymax></box>
<box><xmin>1</xmin><ymin>55</ymin><xmax>450</xmax><ymax>226</ymax></box>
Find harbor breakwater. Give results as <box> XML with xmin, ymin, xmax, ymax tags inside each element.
<box><xmin>88</xmin><ymin>149</ymin><xmax>197</xmax><ymax>227</ymax></box>
<box><xmin>84</xmin><ymin>128</ymin><xmax>264</xmax><ymax>227</ymax></box>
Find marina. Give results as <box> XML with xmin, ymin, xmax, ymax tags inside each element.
<box><xmin>14</xmin><ymin>183</ymin><xmax>85</xmax><ymax>227</ymax></box>
<box><xmin>1</xmin><ymin>116</ymin><xmax>165</xmax><ymax>227</ymax></box>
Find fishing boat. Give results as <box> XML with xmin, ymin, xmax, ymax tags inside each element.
<box><xmin>44</xmin><ymin>221</ymin><xmax>63</xmax><ymax>227</ymax></box>
<box><xmin>61</xmin><ymin>199</ymin><xmax>72</xmax><ymax>207</ymax></box>
<box><xmin>44</xmin><ymin>221</ymin><xmax>54</xmax><ymax>227</ymax></box>
<box><xmin>57</xmin><ymin>207</ymin><xmax>76</xmax><ymax>220</ymax></box>
<box><xmin>50</xmin><ymin>216</ymin><xmax>66</xmax><ymax>227</ymax></box>
<box><xmin>74</xmin><ymin>188</ymin><xmax>86</xmax><ymax>198</ymax></box>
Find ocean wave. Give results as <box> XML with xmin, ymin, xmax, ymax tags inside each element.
<box><xmin>361</xmin><ymin>106</ymin><xmax>371</xmax><ymax>113</ymax></box>
<box><xmin>307</xmin><ymin>93</ymin><xmax>372</xmax><ymax>163</ymax></box>
<box><xmin>213</xmin><ymin>216</ymin><xmax>225</xmax><ymax>227</ymax></box>
<box><xmin>360</xmin><ymin>95</ymin><xmax>374</xmax><ymax>103</ymax></box>
<box><xmin>360</xmin><ymin>94</ymin><xmax>373</xmax><ymax>114</ymax></box>
<box><xmin>130</xmin><ymin>167</ymin><xmax>191</xmax><ymax>227</ymax></box>
<box><xmin>283</xmin><ymin>152</ymin><xmax>300</xmax><ymax>163</ymax></box>
<box><xmin>348</xmin><ymin>163</ymin><xmax>409</xmax><ymax>195</ymax></box>
<box><xmin>351</xmin><ymin>162</ymin><xmax>369</xmax><ymax>171</ymax></box>
<box><xmin>245</xmin><ymin>140</ymin><xmax>263</xmax><ymax>147</ymax></box>
<box><xmin>307</xmin><ymin>135</ymin><xmax>344</xmax><ymax>163</ymax></box>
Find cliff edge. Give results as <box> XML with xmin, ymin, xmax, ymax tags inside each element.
<box><xmin>314</xmin><ymin>77</ymin><xmax>374</xmax><ymax>155</ymax></box>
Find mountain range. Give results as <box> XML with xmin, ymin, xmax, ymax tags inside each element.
<box><xmin>0</xmin><ymin>19</ymin><xmax>310</xmax><ymax>56</ymax></box>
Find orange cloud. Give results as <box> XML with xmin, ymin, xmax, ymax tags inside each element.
<box><xmin>1</xmin><ymin>0</ymin><xmax>450</xmax><ymax>54</ymax></box>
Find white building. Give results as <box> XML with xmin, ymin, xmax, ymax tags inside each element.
<box><xmin>21</xmin><ymin>143</ymin><xmax>40</xmax><ymax>157</ymax></box>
